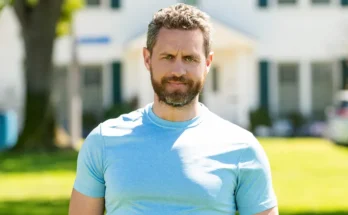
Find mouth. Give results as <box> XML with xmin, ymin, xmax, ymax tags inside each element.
<box><xmin>167</xmin><ymin>81</ymin><xmax>186</xmax><ymax>85</ymax></box>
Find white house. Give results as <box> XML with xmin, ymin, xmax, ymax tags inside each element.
<box><xmin>2</xmin><ymin>0</ymin><xmax>348</xmax><ymax>135</ymax></box>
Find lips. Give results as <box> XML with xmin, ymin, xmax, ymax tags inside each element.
<box><xmin>167</xmin><ymin>81</ymin><xmax>186</xmax><ymax>85</ymax></box>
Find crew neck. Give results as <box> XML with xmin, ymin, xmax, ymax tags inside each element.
<box><xmin>144</xmin><ymin>103</ymin><xmax>207</xmax><ymax>129</ymax></box>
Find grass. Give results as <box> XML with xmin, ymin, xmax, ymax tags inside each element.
<box><xmin>0</xmin><ymin>151</ymin><xmax>77</xmax><ymax>215</ymax></box>
<box><xmin>259</xmin><ymin>138</ymin><xmax>348</xmax><ymax>214</ymax></box>
<box><xmin>0</xmin><ymin>138</ymin><xmax>347</xmax><ymax>215</ymax></box>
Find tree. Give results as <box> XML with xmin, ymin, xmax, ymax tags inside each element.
<box><xmin>4</xmin><ymin>0</ymin><xmax>83</xmax><ymax>151</ymax></box>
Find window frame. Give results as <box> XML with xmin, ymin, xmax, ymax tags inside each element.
<box><xmin>277</xmin><ymin>0</ymin><xmax>298</xmax><ymax>6</ymax></box>
<box><xmin>310</xmin><ymin>61</ymin><xmax>335</xmax><ymax>120</ymax></box>
<box><xmin>311</xmin><ymin>0</ymin><xmax>331</xmax><ymax>5</ymax></box>
<box><xmin>276</xmin><ymin>61</ymin><xmax>301</xmax><ymax>117</ymax></box>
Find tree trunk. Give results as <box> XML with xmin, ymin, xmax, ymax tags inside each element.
<box><xmin>12</xmin><ymin>0</ymin><xmax>64</xmax><ymax>151</ymax></box>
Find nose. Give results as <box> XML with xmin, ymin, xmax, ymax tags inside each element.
<box><xmin>171</xmin><ymin>59</ymin><xmax>186</xmax><ymax>77</ymax></box>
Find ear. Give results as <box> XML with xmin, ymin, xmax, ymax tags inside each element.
<box><xmin>205</xmin><ymin>51</ymin><xmax>214</xmax><ymax>74</ymax></box>
<box><xmin>143</xmin><ymin>47</ymin><xmax>151</xmax><ymax>71</ymax></box>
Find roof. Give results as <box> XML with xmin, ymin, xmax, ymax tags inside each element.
<box><xmin>125</xmin><ymin>18</ymin><xmax>256</xmax><ymax>51</ymax></box>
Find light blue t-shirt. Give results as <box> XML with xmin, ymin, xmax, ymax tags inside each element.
<box><xmin>73</xmin><ymin>103</ymin><xmax>277</xmax><ymax>215</ymax></box>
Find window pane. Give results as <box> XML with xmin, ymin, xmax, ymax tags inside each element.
<box><xmin>278</xmin><ymin>0</ymin><xmax>297</xmax><ymax>4</ymax></box>
<box><xmin>278</xmin><ymin>63</ymin><xmax>299</xmax><ymax>117</ymax></box>
<box><xmin>312</xmin><ymin>0</ymin><xmax>330</xmax><ymax>4</ymax></box>
<box><xmin>311</xmin><ymin>63</ymin><xmax>333</xmax><ymax>120</ymax></box>
<box><xmin>182</xmin><ymin>0</ymin><xmax>198</xmax><ymax>6</ymax></box>
<box><xmin>82</xmin><ymin>66</ymin><xmax>103</xmax><ymax>115</ymax></box>
<box><xmin>86</xmin><ymin>0</ymin><xmax>100</xmax><ymax>5</ymax></box>
<box><xmin>84</xmin><ymin>66</ymin><xmax>102</xmax><ymax>86</ymax></box>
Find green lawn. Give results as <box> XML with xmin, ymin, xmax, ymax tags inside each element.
<box><xmin>0</xmin><ymin>138</ymin><xmax>347</xmax><ymax>215</ymax></box>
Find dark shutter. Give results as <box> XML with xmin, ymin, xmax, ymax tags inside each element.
<box><xmin>111</xmin><ymin>0</ymin><xmax>120</xmax><ymax>8</ymax></box>
<box><xmin>258</xmin><ymin>0</ymin><xmax>268</xmax><ymax>8</ymax></box>
<box><xmin>341</xmin><ymin>59</ymin><xmax>348</xmax><ymax>89</ymax></box>
<box><xmin>259</xmin><ymin>60</ymin><xmax>269</xmax><ymax>110</ymax></box>
<box><xmin>112</xmin><ymin>62</ymin><xmax>122</xmax><ymax>104</ymax></box>
<box><xmin>341</xmin><ymin>0</ymin><xmax>348</xmax><ymax>6</ymax></box>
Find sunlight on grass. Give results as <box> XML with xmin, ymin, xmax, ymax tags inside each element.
<box><xmin>0</xmin><ymin>172</ymin><xmax>75</xmax><ymax>200</ymax></box>
<box><xmin>0</xmin><ymin>139</ymin><xmax>348</xmax><ymax>215</ymax></box>
<box><xmin>259</xmin><ymin>138</ymin><xmax>348</xmax><ymax>213</ymax></box>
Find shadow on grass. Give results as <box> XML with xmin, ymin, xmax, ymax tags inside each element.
<box><xmin>1</xmin><ymin>199</ymin><xmax>348</xmax><ymax>215</ymax></box>
<box><xmin>0</xmin><ymin>150</ymin><xmax>78</xmax><ymax>173</ymax></box>
<box><xmin>280</xmin><ymin>212</ymin><xmax>348</xmax><ymax>215</ymax></box>
<box><xmin>0</xmin><ymin>199</ymin><xmax>70</xmax><ymax>215</ymax></box>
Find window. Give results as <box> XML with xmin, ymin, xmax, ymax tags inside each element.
<box><xmin>312</xmin><ymin>0</ymin><xmax>330</xmax><ymax>4</ymax></box>
<box><xmin>278</xmin><ymin>0</ymin><xmax>297</xmax><ymax>5</ymax></box>
<box><xmin>205</xmin><ymin>65</ymin><xmax>219</xmax><ymax>93</ymax></box>
<box><xmin>83</xmin><ymin>66</ymin><xmax>102</xmax><ymax>86</ymax></box>
<box><xmin>86</xmin><ymin>0</ymin><xmax>100</xmax><ymax>6</ymax></box>
<box><xmin>82</xmin><ymin>65</ymin><xmax>103</xmax><ymax>116</ymax></box>
<box><xmin>311</xmin><ymin>62</ymin><xmax>334</xmax><ymax>120</ymax></box>
<box><xmin>278</xmin><ymin>63</ymin><xmax>300</xmax><ymax>116</ymax></box>
<box><xmin>182</xmin><ymin>0</ymin><xmax>198</xmax><ymax>6</ymax></box>
<box><xmin>211</xmin><ymin>66</ymin><xmax>219</xmax><ymax>92</ymax></box>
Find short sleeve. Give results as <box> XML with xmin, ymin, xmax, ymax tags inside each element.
<box><xmin>73</xmin><ymin>124</ymin><xmax>106</xmax><ymax>198</ymax></box>
<box><xmin>235</xmin><ymin>135</ymin><xmax>277</xmax><ymax>215</ymax></box>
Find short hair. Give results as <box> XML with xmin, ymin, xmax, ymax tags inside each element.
<box><xmin>146</xmin><ymin>3</ymin><xmax>212</xmax><ymax>57</ymax></box>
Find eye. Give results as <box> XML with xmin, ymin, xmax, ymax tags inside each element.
<box><xmin>184</xmin><ymin>56</ymin><xmax>195</xmax><ymax>62</ymax></box>
<box><xmin>164</xmin><ymin>55</ymin><xmax>174</xmax><ymax>60</ymax></box>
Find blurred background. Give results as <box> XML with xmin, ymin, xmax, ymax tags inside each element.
<box><xmin>0</xmin><ymin>0</ymin><xmax>348</xmax><ymax>214</ymax></box>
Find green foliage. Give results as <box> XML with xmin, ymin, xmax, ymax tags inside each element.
<box><xmin>0</xmin><ymin>1</ymin><xmax>5</xmax><ymax>11</ymax></box>
<box><xmin>287</xmin><ymin>111</ymin><xmax>306</xmax><ymax>133</ymax></box>
<box><xmin>82</xmin><ymin>111</ymin><xmax>99</xmax><ymax>133</ymax></box>
<box><xmin>56</xmin><ymin>0</ymin><xmax>85</xmax><ymax>37</ymax></box>
<box><xmin>0</xmin><ymin>0</ymin><xmax>84</xmax><ymax>36</ymax></box>
<box><xmin>0</xmin><ymin>0</ymin><xmax>11</xmax><ymax>11</ymax></box>
<box><xmin>103</xmin><ymin>97</ymin><xmax>139</xmax><ymax>120</ymax></box>
<box><xmin>249</xmin><ymin>107</ymin><xmax>272</xmax><ymax>132</ymax></box>
<box><xmin>26</xmin><ymin>0</ymin><xmax>38</xmax><ymax>7</ymax></box>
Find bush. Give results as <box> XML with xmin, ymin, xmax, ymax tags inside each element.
<box><xmin>249</xmin><ymin>107</ymin><xmax>272</xmax><ymax>133</ymax></box>
<box><xmin>82</xmin><ymin>112</ymin><xmax>99</xmax><ymax>137</ymax></box>
<box><xmin>287</xmin><ymin>111</ymin><xmax>307</xmax><ymax>136</ymax></box>
<box><xmin>103</xmin><ymin>97</ymin><xmax>138</xmax><ymax>120</ymax></box>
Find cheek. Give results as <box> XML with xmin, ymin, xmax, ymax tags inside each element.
<box><xmin>190</xmin><ymin>64</ymin><xmax>206</xmax><ymax>78</ymax></box>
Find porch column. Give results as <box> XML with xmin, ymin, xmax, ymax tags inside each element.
<box><xmin>300</xmin><ymin>61</ymin><xmax>311</xmax><ymax>117</ymax></box>
<box><xmin>102</xmin><ymin>63</ymin><xmax>113</xmax><ymax>108</ymax></box>
<box><xmin>236</xmin><ymin>50</ymin><xmax>253</xmax><ymax>129</ymax></box>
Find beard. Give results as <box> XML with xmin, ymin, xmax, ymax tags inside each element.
<box><xmin>150</xmin><ymin>67</ymin><xmax>205</xmax><ymax>108</ymax></box>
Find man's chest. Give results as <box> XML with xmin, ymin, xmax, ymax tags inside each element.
<box><xmin>103</xmin><ymin>135</ymin><xmax>241</xmax><ymax>205</ymax></box>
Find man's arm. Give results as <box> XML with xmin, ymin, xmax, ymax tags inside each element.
<box><xmin>255</xmin><ymin>206</ymin><xmax>279</xmax><ymax>215</ymax></box>
<box><xmin>70</xmin><ymin>125</ymin><xmax>106</xmax><ymax>214</ymax></box>
<box><xmin>69</xmin><ymin>189</ymin><xmax>105</xmax><ymax>215</ymax></box>
<box><xmin>235</xmin><ymin>134</ymin><xmax>278</xmax><ymax>215</ymax></box>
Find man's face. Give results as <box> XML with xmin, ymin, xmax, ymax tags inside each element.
<box><xmin>143</xmin><ymin>28</ymin><xmax>213</xmax><ymax>107</ymax></box>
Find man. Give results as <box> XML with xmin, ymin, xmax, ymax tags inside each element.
<box><xmin>69</xmin><ymin>3</ymin><xmax>278</xmax><ymax>215</ymax></box>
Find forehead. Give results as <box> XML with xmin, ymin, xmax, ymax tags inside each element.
<box><xmin>153</xmin><ymin>28</ymin><xmax>204</xmax><ymax>54</ymax></box>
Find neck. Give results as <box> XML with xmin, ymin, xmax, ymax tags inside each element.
<box><xmin>152</xmin><ymin>96</ymin><xmax>201</xmax><ymax>122</ymax></box>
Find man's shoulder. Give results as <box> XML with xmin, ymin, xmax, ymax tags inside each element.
<box><xmin>205</xmin><ymin>110</ymin><xmax>253</xmax><ymax>139</ymax></box>
<box><xmin>99</xmin><ymin>106</ymin><xmax>146</xmax><ymax>136</ymax></box>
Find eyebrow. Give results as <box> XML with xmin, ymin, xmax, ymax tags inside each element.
<box><xmin>159</xmin><ymin>52</ymin><xmax>174</xmax><ymax>56</ymax></box>
<box><xmin>159</xmin><ymin>52</ymin><xmax>200</xmax><ymax>58</ymax></box>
